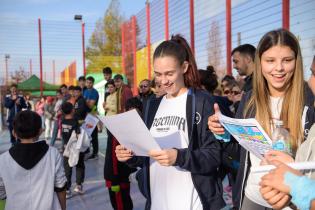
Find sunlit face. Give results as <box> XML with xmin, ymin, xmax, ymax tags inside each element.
<box><xmin>223</xmin><ymin>87</ymin><xmax>233</xmax><ymax>101</ymax></box>
<box><xmin>104</xmin><ymin>73</ymin><xmax>112</xmax><ymax>81</ymax></box>
<box><xmin>78</xmin><ymin>80</ymin><xmax>85</xmax><ymax>87</ymax></box>
<box><xmin>232</xmin><ymin>52</ymin><xmax>249</xmax><ymax>76</ymax></box>
<box><xmin>60</xmin><ymin>87</ymin><xmax>67</xmax><ymax>95</ymax></box>
<box><xmin>114</xmin><ymin>79</ymin><xmax>123</xmax><ymax>89</ymax></box>
<box><xmin>107</xmin><ymin>84</ymin><xmax>116</xmax><ymax>94</ymax></box>
<box><xmin>68</xmin><ymin>90</ymin><xmax>74</xmax><ymax>96</ymax></box>
<box><xmin>261</xmin><ymin>45</ymin><xmax>296</xmax><ymax>97</ymax></box>
<box><xmin>232</xmin><ymin>86</ymin><xmax>241</xmax><ymax>96</ymax></box>
<box><xmin>153</xmin><ymin>56</ymin><xmax>188</xmax><ymax>98</ymax></box>
<box><xmin>139</xmin><ymin>80</ymin><xmax>150</xmax><ymax>95</ymax></box>
<box><xmin>73</xmin><ymin>90</ymin><xmax>81</xmax><ymax>98</ymax></box>
<box><xmin>86</xmin><ymin>80</ymin><xmax>94</xmax><ymax>89</ymax></box>
<box><xmin>56</xmin><ymin>92</ymin><xmax>63</xmax><ymax>99</ymax></box>
<box><xmin>232</xmin><ymin>86</ymin><xmax>242</xmax><ymax>102</ymax></box>
<box><xmin>10</xmin><ymin>86</ymin><xmax>17</xmax><ymax>95</ymax></box>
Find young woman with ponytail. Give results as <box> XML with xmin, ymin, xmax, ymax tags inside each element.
<box><xmin>115</xmin><ymin>35</ymin><xmax>225</xmax><ymax>210</ymax></box>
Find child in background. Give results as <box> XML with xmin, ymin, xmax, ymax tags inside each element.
<box><xmin>61</xmin><ymin>102</ymin><xmax>85</xmax><ymax>198</ymax></box>
<box><xmin>0</xmin><ymin>110</ymin><xmax>66</xmax><ymax>210</ymax></box>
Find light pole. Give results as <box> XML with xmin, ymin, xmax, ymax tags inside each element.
<box><xmin>5</xmin><ymin>54</ymin><xmax>10</xmax><ymax>85</ymax></box>
<box><xmin>74</xmin><ymin>15</ymin><xmax>86</xmax><ymax>76</ymax></box>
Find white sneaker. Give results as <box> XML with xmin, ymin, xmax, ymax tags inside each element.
<box><xmin>66</xmin><ymin>190</ymin><xmax>72</xmax><ymax>199</ymax></box>
<box><xmin>73</xmin><ymin>185</ymin><xmax>84</xmax><ymax>194</ymax></box>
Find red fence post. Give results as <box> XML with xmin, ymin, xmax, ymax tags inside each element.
<box><xmin>38</xmin><ymin>18</ymin><xmax>43</xmax><ymax>96</ymax></box>
<box><xmin>190</xmin><ymin>0</ymin><xmax>195</xmax><ymax>54</ymax></box>
<box><xmin>165</xmin><ymin>0</ymin><xmax>169</xmax><ymax>40</ymax></box>
<box><xmin>282</xmin><ymin>0</ymin><xmax>290</xmax><ymax>30</ymax></box>
<box><xmin>121</xmin><ymin>23</ymin><xmax>126</xmax><ymax>76</ymax></box>
<box><xmin>131</xmin><ymin>16</ymin><xmax>137</xmax><ymax>95</ymax></box>
<box><xmin>29</xmin><ymin>59</ymin><xmax>32</xmax><ymax>76</ymax></box>
<box><xmin>53</xmin><ymin>60</ymin><xmax>55</xmax><ymax>84</ymax></box>
<box><xmin>226</xmin><ymin>0</ymin><xmax>232</xmax><ymax>75</ymax></box>
<box><xmin>146</xmin><ymin>2</ymin><xmax>151</xmax><ymax>80</ymax></box>
<box><xmin>5</xmin><ymin>55</ymin><xmax>9</xmax><ymax>85</ymax></box>
<box><xmin>82</xmin><ymin>22</ymin><xmax>86</xmax><ymax>76</ymax></box>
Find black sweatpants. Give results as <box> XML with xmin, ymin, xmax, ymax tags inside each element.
<box><xmin>64</xmin><ymin>153</ymin><xmax>85</xmax><ymax>190</ymax></box>
<box><xmin>91</xmin><ymin>126</ymin><xmax>99</xmax><ymax>155</ymax></box>
<box><xmin>108</xmin><ymin>184</ymin><xmax>133</xmax><ymax>210</ymax></box>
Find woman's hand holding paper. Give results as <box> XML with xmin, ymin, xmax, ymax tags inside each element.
<box><xmin>115</xmin><ymin>145</ymin><xmax>134</xmax><ymax>162</ymax></box>
<box><xmin>149</xmin><ymin>149</ymin><xmax>178</xmax><ymax>166</ymax></box>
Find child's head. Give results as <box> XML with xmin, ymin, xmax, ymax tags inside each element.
<box><xmin>61</xmin><ymin>102</ymin><xmax>74</xmax><ymax>116</ymax></box>
<box><xmin>13</xmin><ymin>110</ymin><xmax>42</xmax><ymax>140</ymax></box>
<box><xmin>125</xmin><ymin>97</ymin><xmax>143</xmax><ymax>114</ymax></box>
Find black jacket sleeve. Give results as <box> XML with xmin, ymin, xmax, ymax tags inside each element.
<box><xmin>126</xmin><ymin>156</ymin><xmax>147</xmax><ymax>168</ymax></box>
<box><xmin>174</xmin><ymin>93</ymin><xmax>221</xmax><ymax>174</ymax></box>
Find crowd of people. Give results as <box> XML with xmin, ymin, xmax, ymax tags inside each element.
<box><xmin>0</xmin><ymin>28</ymin><xmax>315</xmax><ymax>210</ymax></box>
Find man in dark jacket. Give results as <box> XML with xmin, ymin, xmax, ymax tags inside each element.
<box><xmin>73</xmin><ymin>86</ymin><xmax>88</xmax><ymax>123</ymax></box>
<box><xmin>4</xmin><ymin>84</ymin><xmax>27</xmax><ymax>145</ymax></box>
<box><xmin>231</xmin><ymin>44</ymin><xmax>256</xmax><ymax>93</ymax></box>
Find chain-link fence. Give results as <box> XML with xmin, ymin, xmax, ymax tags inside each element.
<box><xmin>122</xmin><ymin>0</ymin><xmax>315</xmax><ymax>90</ymax></box>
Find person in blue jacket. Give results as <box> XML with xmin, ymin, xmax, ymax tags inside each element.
<box><xmin>4</xmin><ymin>84</ymin><xmax>26</xmax><ymax>145</ymax></box>
<box><xmin>115</xmin><ymin>35</ymin><xmax>225</xmax><ymax>210</ymax></box>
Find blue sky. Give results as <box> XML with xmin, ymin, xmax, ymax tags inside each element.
<box><xmin>0</xmin><ymin>0</ymin><xmax>147</xmax><ymax>84</ymax></box>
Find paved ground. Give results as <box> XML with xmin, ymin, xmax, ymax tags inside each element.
<box><xmin>0</xmin><ymin>129</ymin><xmax>231</xmax><ymax>210</ymax></box>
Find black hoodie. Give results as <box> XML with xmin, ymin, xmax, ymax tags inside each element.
<box><xmin>9</xmin><ymin>141</ymin><xmax>48</xmax><ymax>170</ymax></box>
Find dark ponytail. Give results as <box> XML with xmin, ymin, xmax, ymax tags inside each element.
<box><xmin>153</xmin><ymin>34</ymin><xmax>201</xmax><ymax>89</ymax></box>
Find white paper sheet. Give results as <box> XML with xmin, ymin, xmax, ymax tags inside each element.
<box><xmin>219</xmin><ymin>114</ymin><xmax>273</xmax><ymax>159</ymax></box>
<box><xmin>154</xmin><ymin>130</ymin><xmax>185</xmax><ymax>149</ymax></box>
<box><xmin>81</xmin><ymin>114</ymin><xmax>99</xmax><ymax>137</ymax></box>
<box><xmin>98</xmin><ymin>110</ymin><xmax>161</xmax><ymax>156</ymax></box>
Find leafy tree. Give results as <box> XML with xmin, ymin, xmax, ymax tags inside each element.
<box><xmin>86</xmin><ymin>0</ymin><xmax>123</xmax><ymax>74</ymax></box>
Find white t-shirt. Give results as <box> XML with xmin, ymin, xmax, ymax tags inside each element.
<box><xmin>245</xmin><ymin>96</ymin><xmax>294</xmax><ymax>208</ymax></box>
<box><xmin>150</xmin><ymin>91</ymin><xmax>202</xmax><ymax>210</ymax></box>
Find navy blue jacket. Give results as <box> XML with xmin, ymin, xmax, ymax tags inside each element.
<box><xmin>127</xmin><ymin>89</ymin><xmax>226</xmax><ymax>210</ymax></box>
<box><xmin>4</xmin><ymin>94</ymin><xmax>27</xmax><ymax>124</ymax></box>
<box><xmin>232</xmin><ymin>85</ymin><xmax>315</xmax><ymax>209</ymax></box>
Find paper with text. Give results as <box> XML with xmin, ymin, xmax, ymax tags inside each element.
<box><xmin>81</xmin><ymin>114</ymin><xmax>99</xmax><ymax>137</ymax></box>
<box><xmin>98</xmin><ymin>110</ymin><xmax>161</xmax><ymax>156</ymax></box>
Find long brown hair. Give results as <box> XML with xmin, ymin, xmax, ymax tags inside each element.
<box><xmin>153</xmin><ymin>34</ymin><xmax>201</xmax><ymax>89</ymax></box>
<box><xmin>244</xmin><ymin>29</ymin><xmax>304</xmax><ymax>152</ymax></box>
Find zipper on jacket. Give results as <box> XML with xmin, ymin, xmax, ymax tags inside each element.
<box><xmin>239</xmin><ymin>151</ymin><xmax>248</xmax><ymax>210</ymax></box>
